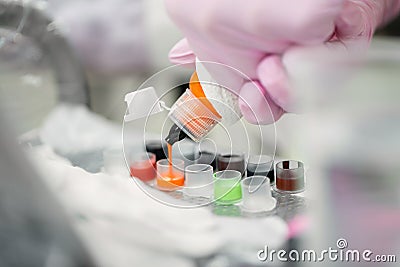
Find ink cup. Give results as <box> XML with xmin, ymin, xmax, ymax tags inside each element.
<box><xmin>168</xmin><ymin>89</ymin><xmax>221</xmax><ymax>142</ymax></box>
<box><xmin>184</xmin><ymin>164</ymin><xmax>214</xmax><ymax>199</ymax></box>
<box><xmin>129</xmin><ymin>152</ymin><xmax>156</xmax><ymax>182</ymax></box>
<box><xmin>172</xmin><ymin>139</ymin><xmax>199</xmax><ymax>167</ymax></box>
<box><xmin>213</xmin><ymin>170</ymin><xmax>242</xmax><ymax>205</ymax></box>
<box><xmin>241</xmin><ymin>176</ymin><xmax>276</xmax><ymax>213</ymax></box>
<box><xmin>217</xmin><ymin>153</ymin><xmax>246</xmax><ymax>177</ymax></box>
<box><xmin>145</xmin><ymin>140</ymin><xmax>167</xmax><ymax>161</ymax></box>
<box><xmin>196</xmin><ymin>150</ymin><xmax>218</xmax><ymax>170</ymax></box>
<box><xmin>247</xmin><ymin>155</ymin><xmax>275</xmax><ymax>185</ymax></box>
<box><xmin>274</xmin><ymin>160</ymin><xmax>305</xmax><ymax>194</ymax></box>
<box><xmin>156</xmin><ymin>159</ymin><xmax>185</xmax><ymax>191</ymax></box>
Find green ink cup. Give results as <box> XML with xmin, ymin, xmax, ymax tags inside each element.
<box><xmin>213</xmin><ymin>170</ymin><xmax>242</xmax><ymax>205</ymax></box>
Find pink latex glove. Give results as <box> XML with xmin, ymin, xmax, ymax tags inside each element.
<box><xmin>166</xmin><ymin>0</ymin><xmax>400</xmax><ymax>124</ymax></box>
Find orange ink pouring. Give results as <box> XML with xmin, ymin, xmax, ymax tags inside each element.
<box><xmin>166</xmin><ymin>72</ymin><xmax>222</xmax><ymax>143</ymax></box>
<box><xmin>159</xmin><ymin>71</ymin><xmax>223</xmax><ymax>190</ymax></box>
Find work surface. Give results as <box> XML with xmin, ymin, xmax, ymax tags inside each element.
<box><xmin>19</xmin><ymin>105</ymin><xmax>306</xmax><ymax>267</ymax></box>
<box><xmin>21</xmin><ymin>139</ymin><xmax>307</xmax><ymax>267</ymax></box>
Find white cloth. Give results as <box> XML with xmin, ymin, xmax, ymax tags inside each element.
<box><xmin>39</xmin><ymin>104</ymin><xmax>132</xmax><ymax>154</ymax></box>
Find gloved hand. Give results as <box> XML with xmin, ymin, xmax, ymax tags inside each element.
<box><xmin>166</xmin><ymin>0</ymin><xmax>400</xmax><ymax>124</ymax></box>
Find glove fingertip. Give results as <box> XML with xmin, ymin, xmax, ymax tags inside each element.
<box><xmin>239</xmin><ymin>81</ymin><xmax>285</xmax><ymax>125</ymax></box>
<box><xmin>169</xmin><ymin>38</ymin><xmax>196</xmax><ymax>67</ymax></box>
<box><xmin>257</xmin><ymin>56</ymin><xmax>295</xmax><ymax>112</ymax></box>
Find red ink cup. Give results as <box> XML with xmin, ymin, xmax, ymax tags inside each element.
<box><xmin>274</xmin><ymin>160</ymin><xmax>305</xmax><ymax>194</ymax></box>
<box><xmin>130</xmin><ymin>152</ymin><xmax>156</xmax><ymax>182</ymax></box>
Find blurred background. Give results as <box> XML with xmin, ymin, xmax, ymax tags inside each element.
<box><xmin>0</xmin><ymin>0</ymin><xmax>399</xmax><ymax>267</ymax></box>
